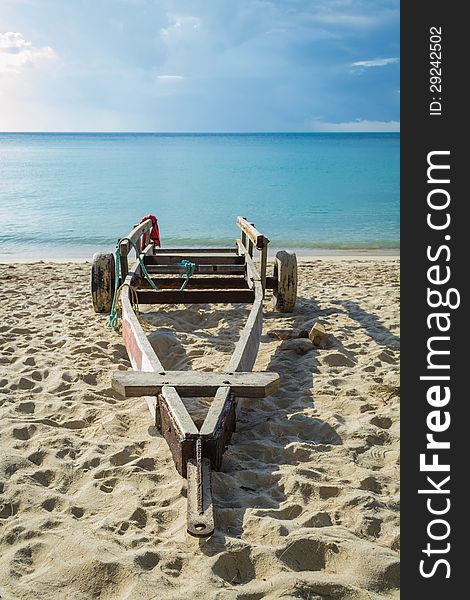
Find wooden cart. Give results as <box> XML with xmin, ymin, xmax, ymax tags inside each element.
<box><xmin>91</xmin><ymin>216</ymin><xmax>297</xmax><ymax>537</ymax></box>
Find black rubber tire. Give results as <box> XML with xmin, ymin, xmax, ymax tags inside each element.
<box><xmin>272</xmin><ymin>250</ymin><xmax>297</xmax><ymax>313</ymax></box>
<box><xmin>91</xmin><ymin>252</ymin><xmax>115</xmax><ymax>313</ymax></box>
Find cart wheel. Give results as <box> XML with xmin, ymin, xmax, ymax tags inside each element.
<box><xmin>91</xmin><ymin>252</ymin><xmax>115</xmax><ymax>313</ymax></box>
<box><xmin>272</xmin><ymin>250</ymin><xmax>297</xmax><ymax>313</ymax></box>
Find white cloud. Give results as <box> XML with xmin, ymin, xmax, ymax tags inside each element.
<box><xmin>311</xmin><ymin>119</ymin><xmax>400</xmax><ymax>132</ymax></box>
<box><xmin>352</xmin><ymin>57</ymin><xmax>399</xmax><ymax>68</ymax></box>
<box><xmin>0</xmin><ymin>31</ymin><xmax>56</xmax><ymax>73</ymax></box>
<box><xmin>160</xmin><ymin>15</ymin><xmax>202</xmax><ymax>39</ymax></box>
<box><xmin>156</xmin><ymin>75</ymin><xmax>184</xmax><ymax>81</ymax></box>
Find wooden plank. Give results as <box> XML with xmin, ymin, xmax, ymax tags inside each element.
<box><xmin>202</xmin><ymin>393</ymin><xmax>237</xmax><ymax>470</ymax></box>
<box><xmin>236</xmin><ymin>239</ymin><xmax>261</xmax><ymax>288</ymax></box>
<box><xmin>157</xmin><ymin>394</ymin><xmax>199</xmax><ymax>476</ymax></box>
<box><xmin>133</xmin><ymin>224</ymin><xmax>142</xmax><ymax>254</ymax></box>
<box><xmin>112</xmin><ymin>370</ymin><xmax>281</xmax><ymax>398</ymax></box>
<box><xmin>201</xmin><ymin>279</ymin><xmax>265</xmax><ymax>438</ymax></box>
<box><xmin>139</xmin><ymin>277</ymin><xmax>250</xmax><ymax>290</ymax></box>
<box><xmin>120</xmin><ymin>254</ymin><xmax>198</xmax><ymax>438</ymax></box>
<box><xmin>236</xmin><ymin>216</ymin><xmax>269</xmax><ymax>250</ymax></box>
<box><xmin>260</xmin><ymin>244</ymin><xmax>268</xmax><ymax>296</ymax></box>
<box><xmin>119</xmin><ymin>253</ymin><xmax>129</xmax><ymax>281</ymax></box>
<box><xmin>145</xmin><ymin>255</ymin><xmax>245</xmax><ymax>265</ymax></box>
<box><xmin>227</xmin><ymin>281</ymin><xmax>264</xmax><ymax>372</ymax></box>
<box><xmin>143</xmin><ymin>273</ymin><xmax>272</xmax><ymax>291</ymax></box>
<box><xmin>120</xmin><ymin>219</ymin><xmax>152</xmax><ymax>257</ymax></box>
<box><xmin>200</xmin><ymin>386</ymin><xmax>231</xmax><ymax>438</ymax></box>
<box><xmin>151</xmin><ymin>247</ymin><xmax>237</xmax><ymax>254</ymax></box>
<box><xmin>137</xmin><ymin>289</ymin><xmax>255</xmax><ymax>304</ymax></box>
<box><xmin>145</xmin><ymin>264</ymin><xmax>246</xmax><ymax>275</ymax></box>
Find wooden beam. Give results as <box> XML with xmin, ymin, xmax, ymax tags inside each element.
<box><xmin>139</xmin><ymin>277</ymin><xmax>250</xmax><ymax>290</ymax></box>
<box><xmin>152</xmin><ymin>247</ymin><xmax>237</xmax><ymax>254</ymax></box>
<box><xmin>227</xmin><ymin>281</ymin><xmax>263</xmax><ymax>372</ymax></box>
<box><xmin>145</xmin><ymin>264</ymin><xmax>246</xmax><ymax>275</ymax></box>
<box><xmin>120</xmin><ymin>219</ymin><xmax>152</xmax><ymax>257</ymax></box>
<box><xmin>120</xmin><ymin>254</ymin><xmax>199</xmax><ymax>439</ymax></box>
<box><xmin>236</xmin><ymin>239</ymin><xmax>261</xmax><ymax>290</ymax></box>
<box><xmin>201</xmin><ymin>280</ymin><xmax>265</xmax><ymax>438</ymax></box>
<box><xmin>236</xmin><ymin>216</ymin><xmax>269</xmax><ymax>250</ymax></box>
<box><xmin>260</xmin><ymin>243</ymin><xmax>268</xmax><ymax>295</ymax></box>
<box><xmin>112</xmin><ymin>370</ymin><xmax>281</xmax><ymax>398</ymax></box>
<box><xmin>145</xmin><ymin>255</ymin><xmax>245</xmax><ymax>265</ymax></box>
<box><xmin>137</xmin><ymin>289</ymin><xmax>255</xmax><ymax>304</ymax></box>
<box><xmin>139</xmin><ymin>275</ymin><xmax>276</xmax><ymax>290</ymax></box>
<box><xmin>119</xmin><ymin>253</ymin><xmax>129</xmax><ymax>280</ymax></box>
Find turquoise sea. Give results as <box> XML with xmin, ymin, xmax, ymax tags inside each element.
<box><xmin>0</xmin><ymin>133</ymin><xmax>399</xmax><ymax>260</ymax></box>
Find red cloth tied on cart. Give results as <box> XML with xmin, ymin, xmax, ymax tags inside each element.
<box><xmin>140</xmin><ymin>214</ymin><xmax>161</xmax><ymax>248</ymax></box>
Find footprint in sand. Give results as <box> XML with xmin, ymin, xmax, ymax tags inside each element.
<box><xmin>134</xmin><ymin>550</ymin><xmax>160</xmax><ymax>571</ymax></box>
<box><xmin>31</xmin><ymin>470</ymin><xmax>55</xmax><ymax>487</ymax></box>
<box><xmin>41</xmin><ymin>498</ymin><xmax>60</xmax><ymax>512</ymax></box>
<box><xmin>12</xmin><ymin>425</ymin><xmax>37</xmax><ymax>440</ymax></box>
<box><xmin>99</xmin><ymin>478</ymin><xmax>117</xmax><ymax>493</ymax></box>
<box><xmin>109</xmin><ymin>446</ymin><xmax>142</xmax><ymax>466</ymax></box>
<box><xmin>70</xmin><ymin>506</ymin><xmax>85</xmax><ymax>519</ymax></box>
<box><xmin>28</xmin><ymin>451</ymin><xmax>45</xmax><ymax>466</ymax></box>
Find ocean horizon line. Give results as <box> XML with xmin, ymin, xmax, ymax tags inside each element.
<box><xmin>0</xmin><ymin>131</ymin><xmax>400</xmax><ymax>136</ymax></box>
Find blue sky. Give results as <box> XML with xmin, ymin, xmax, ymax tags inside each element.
<box><xmin>0</xmin><ymin>0</ymin><xmax>399</xmax><ymax>132</ymax></box>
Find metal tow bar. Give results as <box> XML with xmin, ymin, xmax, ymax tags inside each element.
<box><xmin>186</xmin><ymin>437</ymin><xmax>214</xmax><ymax>537</ymax></box>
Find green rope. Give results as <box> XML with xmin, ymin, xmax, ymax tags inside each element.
<box><xmin>106</xmin><ymin>242</ymin><xmax>197</xmax><ymax>330</ymax></box>
<box><xmin>178</xmin><ymin>259</ymin><xmax>196</xmax><ymax>291</ymax></box>
<box><xmin>106</xmin><ymin>237</ymin><xmax>159</xmax><ymax>330</ymax></box>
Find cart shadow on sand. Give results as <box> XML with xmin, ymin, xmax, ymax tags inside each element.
<box><xmin>118</xmin><ymin>291</ymin><xmax>398</xmax><ymax>551</ymax></box>
<box><xmin>193</xmin><ymin>293</ymin><xmax>399</xmax><ymax>549</ymax></box>
<box><xmin>140</xmin><ymin>298</ymin><xmax>345</xmax><ymax>550</ymax></box>
<box><xmin>332</xmin><ymin>299</ymin><xmax>400</xmax><ymax>350</ymax></box>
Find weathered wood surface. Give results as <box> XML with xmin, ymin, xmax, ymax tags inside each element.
<box><xmin>202</xmin><ymin>392</ymin><xmax>237</xmax><ymax>470</ymax></box>
<box><xmin>151</xmin><ymin>247</ymin><xmax>237</xmax><ymax>254</ymax></box>
<box><xmin>157</xmin><ymin>394</ymin><xmax>199</xmax><ymax>476</ymax></box>
<box><xmin>137</xmin><ymin>289</ymin><xmax>255</xmax><ymax>304</ymax></box>
<box><xmin>236</xmin><ymin>239</ymin><xmax>261</xmax><ymax>290</ymax></box>
<box><xmin>138</xmin><ymin>273</ymin><xmax>275</xmax><ymax>291</ymax></box>
<box><xmin>112</xmin><ymin>370</ymin><xmax>280</xmax><ymax>398</ymax></box>
<box><xmin>145</xmin><ymin>264</ymin><xmax>246</xmax><ymax>275</ymax></box>
<box><xmin>201</xmin><ymin>278</ymin><xmax>265</xmax><ymax>438</ymax></box>
<box><xmin>227</xmin><ymin>281</ymin><xmax>263</xmax><ymax>373</ymax></box>
<box><xmin>120</xmin><ymin>219</ymin><xmax>152</xmax><ymax>257</ymax></box>
<box><xmin>145</xmin><ymin>254</ymin><xmax>245</xmax><ymax>265</ymax></box>
<box><xmin>120</xmin><ymin>254</ymin><xmax>198</xmax><ymax>440</ymax></box>
<box><xmin>139</xmin><ymin>276</ymin><xmax>250</xmax><ymax>290</ymax></box>
<box><xmin>236</xmin><ymin>216</ymin><xmax>269</xmax><ymax>250</ymax></box>
<box><xmin>260</xmin><ymin>244</ymin><xmax>268</xmax><ymax>295</ymax></box>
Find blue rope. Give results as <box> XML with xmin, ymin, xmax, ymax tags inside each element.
<box><xmin>106</xmin><ymin>243</ymin><xmax>197</xmax><ymax>330</ymax></box>
<box><xmin>106</xmin><ymin>237</ymin><xmax>159</xmax><ymax>330</ymax></box>
<box><xmin>178</xmin><ymin>259</ymin><xmax>196</xmax><ymax>291</ymax></box>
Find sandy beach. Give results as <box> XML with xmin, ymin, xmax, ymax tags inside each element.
<box><xmin>0</xmin><ymin>258</ymin><xmax>400</xmax><ymax>599</ymax></box>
